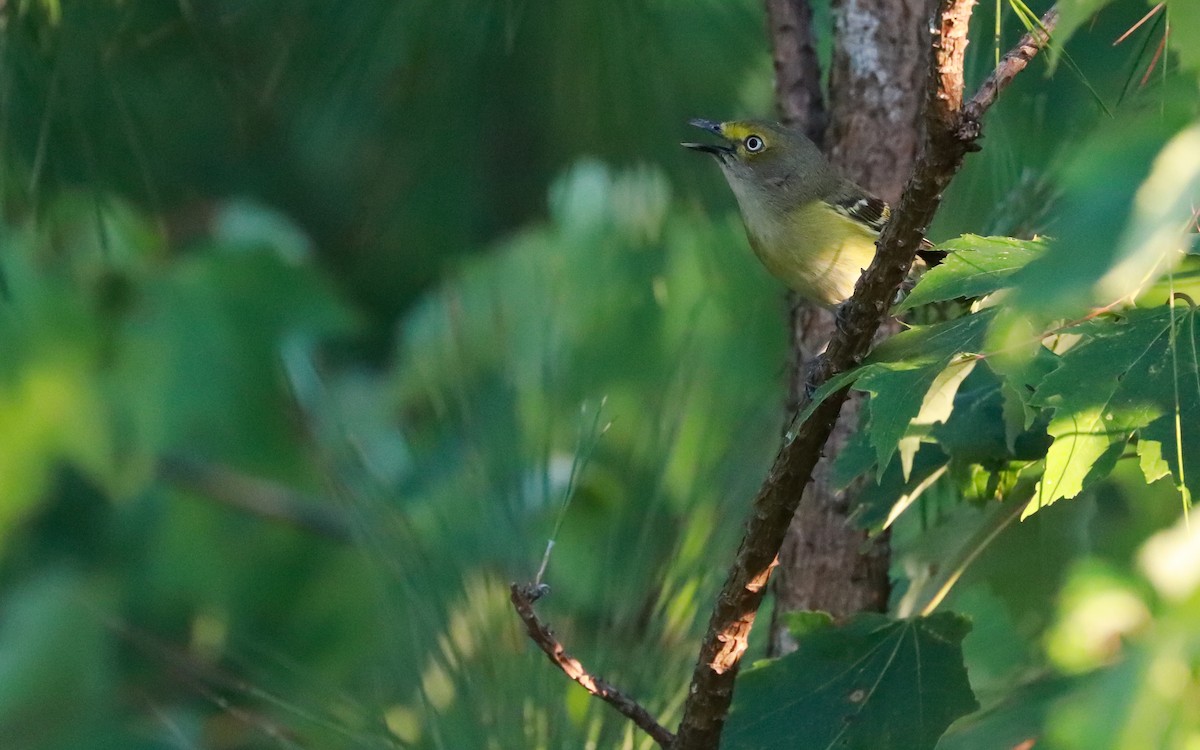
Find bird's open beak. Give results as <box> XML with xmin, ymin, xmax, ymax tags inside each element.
<box><xmin>681</xmin><ymin>118</ymin><xmax>734</xmax><ymax>157</ymax></box>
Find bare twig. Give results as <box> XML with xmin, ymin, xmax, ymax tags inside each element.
<box><xmin>671</xmin><ymin>3</ymin><xmax>1060</xmax><ymax>748</ymax></box>
<box><xmin>509</xmin><ymin>583</ymin><xmax>675</xmax><ymax>748</ymax></box>
<box><xmin>159</xmin><ymin>455</ymin><xmax>353</xmax><ymax>543</ymax></box>
<box><xmin>961</xmin><ymin>9</ymin><xmax>1061</xmax><ymax>137</ymax></box>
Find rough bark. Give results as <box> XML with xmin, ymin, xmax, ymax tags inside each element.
<box><xmin>771</xmin><ymin>0</ymin><xmax>937</xmax><ymax>655</ymax></box>
<box><xmin>826</xmin><ymin>0</ymin><xmax>938</xmax><ymax>202</ymax></box>
<box><xmin>766</xmin><ymin>0</ymin><xmax>827</xmax><ymax>145</ymax></box>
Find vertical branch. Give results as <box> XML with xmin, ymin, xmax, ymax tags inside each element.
<box><xmin>672</xmin><ymin>3</ymin><xmax>1059</xmax><ymax>748</ymax></box>
<box><xmin>931</xmin><ymin>0</ymin><xmax>973</xmax><ymax>125</ymax></box>
<box><xmin>826</xmin><ymin>0</ymin><xmax>938</xmax><ymax>201</ymax></box>
<box><xmin>772</xmin><ymin>0</ymin><xmax>934</xmax><ymax>656</ymax></box>
<box><xmin>766</xmin><ymin>0</ymin><xmax>827</xmax><ymax>143</ymax></box>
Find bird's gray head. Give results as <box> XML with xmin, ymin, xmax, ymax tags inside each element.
<box><xmin>681</xmin><ymin>118</ymin><xmax>834</xmax><ymax>206</ymax></box>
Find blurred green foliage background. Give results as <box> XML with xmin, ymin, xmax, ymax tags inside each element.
<box><xmin>0</xmin><ymin>0</ymin><xmax>1198</xmax><ymax>748</ymax></box>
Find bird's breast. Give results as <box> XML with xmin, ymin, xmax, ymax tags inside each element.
<box><xmin>733</xmin><ymin>191</ymin><xmax>879</xmax><ymax>305</ymax></box>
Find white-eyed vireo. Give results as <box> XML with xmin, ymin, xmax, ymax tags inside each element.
<box><xmin>683</xmin><ymin>118</ymin><xmax>936</xmax><ymax>306</ymax></box>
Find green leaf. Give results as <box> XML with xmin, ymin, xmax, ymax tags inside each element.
<box><xmin>1136</xmin><ymin>436</ymin><xmax>1172</xmax><ymax>484</ymax></box>
<box><xmin>1166</xmin><ymin>0</ymin><xmax>1200</xmax><ymax>81</ymax></box>
<box><xmin>832</xmin><ymin>427</ymin><xmax>879</xmax><ymax>489</ymax></box>
<box><xmin>723</xmin><ymin>613</ymin><xmax>979</xmax><ymax>750</ymax></box>
<box><xmin>994</xmin><ymin>109</ymin><xmax>1193</xmax><ymax>345</ymax></box>
<box><xmin>1001</xmin><ymin>377</ymin><xmax>1035</xmax><ymax>453</ymax></box>
<box><xmin>897</xmin><ymin>358</ymin><xmax>977</xmax><ymax>479</ymax></box>
<box><xmin>1028</xmin><ymin>306</ymin><xmax>1198</xmax><ymax>515</ymax></box>
<box><xmin>931</xmin><ymin>367</ymin><xmax>1054</xmax><ymax>469</ymax></box>
<box><xmin>790</xmin><ymin>366</ymin><xmax>866</xmax><ymax>434</ymax></box>
<box><xmin>855</xmin><ymin>313</ymin><xmax>994</xmax><ymax>478</ymax></box>
<box><xmin>0</xmin><ymin>243</ymin><xmax>117</xmax><ymax>535</ymax></box>
<box><xmin>1094</xmin><ymin>123</ymin><xmax>1200</xmax><ymax>305</ymax></box>
<box><xmin>932</xmin><ymin>381</ymin><xmax>1009</xmax><ymax>464</ymax></box>
<box><xmin>779</xmin><ymin>610</ymin><xmax>835</xmax><ymax>640</ymax></box>
<box><xmin>795</xmin><ymin>312</ymin><xmax>992</xmax><ymax>481</ymax></box>
<box><xmin>894</xmin><ymin>235</ymin><xmax>1044</xmax><ymax>313</ymax></box>
<box><xmin>1138</xmin><ymin>303</ymin><xmax>1200</xmax><ymax>504</ymax></box>
<box><xmin>935</xmin><ymin>676</ymin><xmax>1079</xmax><ymax>750</ymax></box>
<box><xmin>861</xmin><ymin>451</ymin><xmax>951</xmax><ymax>531</ymax></box>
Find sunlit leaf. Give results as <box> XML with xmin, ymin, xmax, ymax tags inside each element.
<box><xmin>1095</xmin><ymin>124</ymin><xmax>1200</xmax><ymax>305</ymax></box>
<box><xmin>854</xmin><ymin>313</ymin><xmax>993</xmax><ymax>478</ymax></box>
<box><xmin>779</xmin><ymin>610</ymin><xmax>835</xmax><ymax>639</ymax></box>
<box><xmin>895</xmin><ymin>235</ymin><xmax>1044</xmax><ymax>313</ymax></box>
<box><xmin>992</xmin><ymin>108</ymin><xmax>1194</xmax><ymax>359</ymax></box>
<box><xmin>1136</xmin><ymin>435</ymin><xmax>1172</xmax><ymax>484</ymax></box>
<box><xmin>0</xmin><ymin>247</ymin><xmax>114</xmax><ymax>540</ymax></box>
<box><xmin>1028</xmin><ymin>306</ymin><xmax>1199</xmax><ymax>515</ymax></box>
<box><xmin>0</xmin><ymin>358</ymin><xmax>109</xmax><ymax>543</ymax></box>
<box><xmin>1166</xmin><ymin>0</ymin><xmax>1200</xmax><ymax>80</ymax></box>
<box><xmin>897</xmin><ymin>358</ymin><xmax>977</xmax><ymax>479</ymax></box>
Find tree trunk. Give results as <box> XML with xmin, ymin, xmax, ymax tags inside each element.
<box><xmin>770</xmin><ymin>0</ymin><xmax>936</xmax><ymax>654</ymax></box>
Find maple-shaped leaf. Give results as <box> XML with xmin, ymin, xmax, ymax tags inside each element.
<box><xmin>723</xmin><ymin>613</ymin><xmax>979</xmax><ymax>750</ymax></box>
<box><xmin>794</xmin><ymin>311</ymin><xmax>991</xmax><ymax>483</ymax></box>
<box><xmin>895</xmin><ymin>235</ymin><xmax>1044</xmax><ymax>313</ymax></box>
<box><xmin>857</xmin><ymin>312</ymin><xmax>992</xmax><ymax>479</ymax></box>
<box><xmin>834</xmin><ymin>366</ymin><xmax>1050</xmax><ymax>531</ymax></box>
<box><xmin>932</xmin><ymin>372</ymin><xmax>1052</xmax><ymax>466</ymax></box>
<box><xmin>1027</xmin><ymin>305</ymin><xmax>1200</xmax><ymax>516</ymax></box>
<box><xmin>1137</xmin><ymin>307</ymin><xmax>1200</xmax><ymax>506</ymax></box>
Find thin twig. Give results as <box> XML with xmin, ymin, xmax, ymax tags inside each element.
<box><xmin>961</xmin><ymin>9</ymin><xmax>1060</xmax><ymax>137</ymax></box>
<box><xmin>159</xmin><ymin>455</ymin><xmax>353</xmax><ymax>543</ymax></box>
<box><xmin>509</xmin><ymin>583</ymin><xmax>675</xmax><ymax>748</ymax></box>
<box><xmin>1113</xmin><ymin>2</ymin><xmax>1163</xmax><ymax>46</ymax></box>
<box><xmin>671</xmin><ymin>4</ymin><xmax>1060</xmax><ymax>748</ymax></box>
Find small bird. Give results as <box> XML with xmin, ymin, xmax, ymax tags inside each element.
<box><xmin>683</xmin><ymin>118</ymin><xmax>936</xmax><ymax>306</ymax></box>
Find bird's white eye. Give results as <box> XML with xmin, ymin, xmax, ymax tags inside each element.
<box><xmin>744</xmin><ymin>135</ymin><xmax>765</xmax><ymax>153</ymax></box>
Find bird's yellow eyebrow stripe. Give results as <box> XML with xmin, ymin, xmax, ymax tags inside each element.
<box><xmin>718</xmin><ymin>122</ymin><xmax>758</xmax><ymax>141</ymax></box>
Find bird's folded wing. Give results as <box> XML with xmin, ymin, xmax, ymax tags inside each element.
<box><xmin>828</xmin><ymin>179</ymin><xmax>944</xmax><ymax>265</ymax></box>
